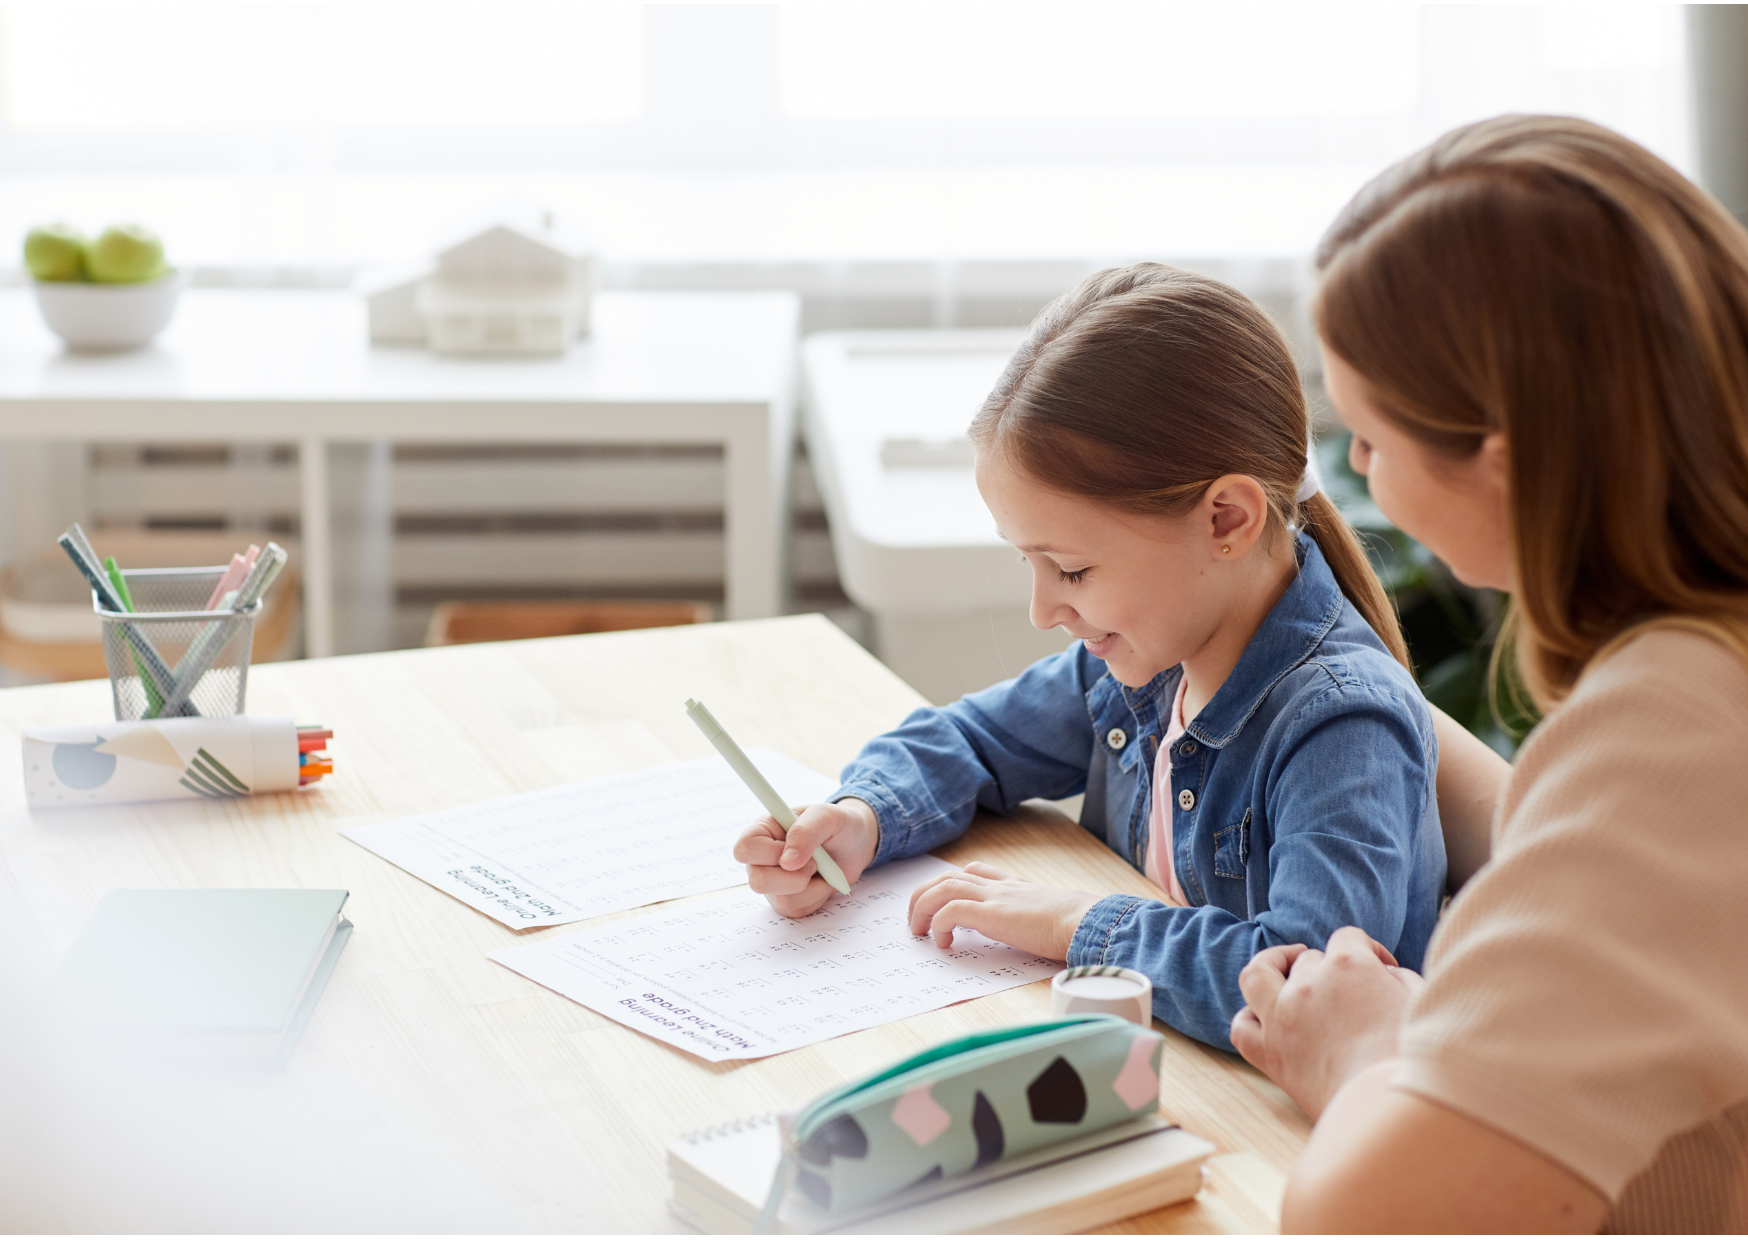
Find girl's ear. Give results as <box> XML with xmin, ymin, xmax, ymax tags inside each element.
<box><xmin>1204</xmin><ymin>474</ymin><xmax>1271</xmax><ymax>556</ymax></box>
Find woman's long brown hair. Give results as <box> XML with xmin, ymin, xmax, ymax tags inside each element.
<box><xmin>1316</xmin><ymin>115</ymin><xmax>1748</xmax><ymax>708</ymax></box>
<box><xmin>969</xmin><ymin>263</ymin><xmax>1411</xmax><ymax>669</ymax></box>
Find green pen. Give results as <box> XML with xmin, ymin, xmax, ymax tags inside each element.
<box><xmin>104</xmin><ymin>554</ymin><xmax>165</xmax><ymax>718</ymax></box>
<box><xmin>685</xmin><ymin>697</ymin><xmax>853</xmax><ymax>896</ymax></box>
<box><xmin>102</xmin><ymin>556</ymin><xmax>136</xmax><ymax>612</ymax></box>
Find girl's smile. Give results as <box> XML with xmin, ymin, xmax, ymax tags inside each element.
<box><xmin>1080</xmin><ymin>630</ymin><xmax>1120</xmax><ymax>659</ymax></box>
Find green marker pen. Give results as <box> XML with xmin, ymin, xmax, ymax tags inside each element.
<box><xmin>684</xmin><ymin>697</ymin><xmax>853</xmax><ymax>896</ymax></box>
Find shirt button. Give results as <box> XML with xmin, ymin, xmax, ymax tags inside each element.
<box><xmin>1180</xmin><ymin>740</ymin><xmax>1197</xmax><ymax>756</ymax></box>
<box><xmin>1178</xmin><ymin>788</ymin><xmax>1196</xmax><ymax>811</ymax></box>
<box><xmin>1105</xmin><ymin>727</ymin><xmax>1127</xmax><ymax>751</ymax></box>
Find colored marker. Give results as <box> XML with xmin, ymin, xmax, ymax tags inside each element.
<box><xmin>202</xmin><ymin>545</ymin><xmax>258</xmax><ymax>611</ymax></box>
<box><xmin>158</xmin><ymin>543</ymin><xmax>288</xmax><ymax>718</ymax></box>
<box><xmin>58</xmin><ymin>533</ymin><xmax>179</xmax><ymax>707</ymax></box>
<box><xmin>102</xmin><ymin>554</ymin><xmax>166</xmax><ymax>717</ymax></box>
<box><xmin>296</xmin><ymin>724</ymin><xmax>333</xmax><ymax>786</ymax></box>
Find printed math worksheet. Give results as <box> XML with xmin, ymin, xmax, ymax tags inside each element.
<box><xmin>340</xmin><ymin>748</ymin><xmax>837</xmax><ymax>929</ymax></box>
<box><xmin>489</xmin><ymin>855</ymin><xmax>1060</xmax><ymax>1061</ymax></box>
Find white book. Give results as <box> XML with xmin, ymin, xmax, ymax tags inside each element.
<box><xmin>668</xmin><ymin>1111</ymin><xmax>1214</xmax><ymax>1234</ymax></box>
<box><xmin>46</xmin><ymin>888</ymin><xmax>352</xmax><ymax>1062</ymax></box>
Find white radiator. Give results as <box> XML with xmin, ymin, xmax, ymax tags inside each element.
<box><xmin>81</xmin><ymin>442</ymin><xmax>842</xmax><ymax>652</ymax></box>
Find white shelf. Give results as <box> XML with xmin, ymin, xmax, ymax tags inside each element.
<box><xmin>0</xmin><ymin>289</ymin><xmax>801</xmax><ymax>656</ymax></box>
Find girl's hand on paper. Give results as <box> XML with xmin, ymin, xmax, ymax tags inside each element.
<box><xmin>1229</xmin><ymin>926</ymin><xmax>1424</xmax><ymax>1120</ymax></box>
<box><xmin>906</xmin><ymin>862</ymin><xmax>1099</xmax><ymax>960</ymax></box>
<box><xmin>734</xmin><ymin>797</ymin><xmax>880</xmax><ymax>918</ymax></box>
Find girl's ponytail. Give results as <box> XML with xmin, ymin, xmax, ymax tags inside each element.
<box><xmin>1298</xmin><ymin>490</ymin><xmax>1411</xmax><ymax>669</ymax></box>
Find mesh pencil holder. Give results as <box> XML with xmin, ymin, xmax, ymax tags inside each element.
<box><xmin>95</xmin><ymin>567</ymin><xmax>260</xmax><ymax>721</ymax></box>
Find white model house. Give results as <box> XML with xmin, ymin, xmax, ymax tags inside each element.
<box><xmin>357</xmin><ymin>206</ymin><xmax>597</xmax><ymax>356</ymax></box>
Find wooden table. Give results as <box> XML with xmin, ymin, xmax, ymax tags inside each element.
<box><xmin>0</xmin><ymin>615</ymin><xmax>1306</xmax><ymax>1233</ymax></box>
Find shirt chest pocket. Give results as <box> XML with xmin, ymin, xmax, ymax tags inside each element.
<box><xmin>1214</xmin><ymin>808</ymin><xmax>1252</xmax><ymax>879</ymax></box>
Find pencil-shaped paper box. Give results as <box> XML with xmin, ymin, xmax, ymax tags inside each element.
<box><xmin>23</xmin><ymin>715</ymin><xmax>329</xmax><ymax>809</ymax></box>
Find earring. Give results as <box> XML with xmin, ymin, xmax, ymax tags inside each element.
<box><xmin>1221</xmin><ymin>545</ymin><xmax>1231</xmax><ymax>554</ymax></box>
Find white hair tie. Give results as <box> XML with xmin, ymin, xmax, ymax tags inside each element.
<box><xmin>1295</xmin><ymin>443</ymin><xmax>1323</xmax><ymax>504</ymax></box>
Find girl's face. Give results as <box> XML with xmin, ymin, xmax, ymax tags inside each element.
<box><xmin>1322</xmin><ymin>348</ymin><xmax>1514</xmax><ymax>592</ymax></box>
<box><xmin>975</xmin><ymin>448</ymin><xmax>1226</xmax><ymax>688</ymax></box>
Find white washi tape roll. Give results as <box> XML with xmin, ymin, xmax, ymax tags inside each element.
<box><xmin>1050</xmin><ymin>964</ymin><xmax>1152</xmax><ymax>1027</ymax></box>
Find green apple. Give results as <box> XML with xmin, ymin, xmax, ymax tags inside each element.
<box><xmin>85</xmin><ymin>224</ymin><xmax>167</xmax><ymax>284</ymax></box>
<box><xmin>23</xmin><ymin>223</ymin><xmax>87</xmax><ymax>282</ymax></box>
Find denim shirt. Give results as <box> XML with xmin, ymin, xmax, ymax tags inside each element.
<box><xmin>832</xmin><ymin>533</ymin><xmax>1446</xmax><ymax>1050</ymax></box>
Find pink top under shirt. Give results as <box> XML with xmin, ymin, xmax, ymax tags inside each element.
<box><xmin>1145</xmin><ymin>677</ymin><xmax>1190</xmax><ymax>903</ymax></box>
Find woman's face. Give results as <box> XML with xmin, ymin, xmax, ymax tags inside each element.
<box><xmin>1322</xmin><ymin>347</ymin><xmax>1514</xmax><ymax>592</ymax></box>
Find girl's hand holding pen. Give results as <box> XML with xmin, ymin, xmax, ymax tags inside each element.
<box><xmin>907</xmin><ymin>862</ymin><xmax>1100</xmax><ymax>961</ymax></box>
<box><xmin>735</xmin><ymin>797</ymin><xmax>880</xmax><ymax>917</ymax></box>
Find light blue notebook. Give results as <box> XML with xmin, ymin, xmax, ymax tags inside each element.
<box><xmin>47</xmin><ymin>888</ymin><xmax>352</xmax><ymax>1062</ymax></box>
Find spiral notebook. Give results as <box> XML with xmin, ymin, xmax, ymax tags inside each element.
<box><xmin>667</xmin><ymin>1110</ymin><xmax>1213</xmax><ymax>1234</ymax></box>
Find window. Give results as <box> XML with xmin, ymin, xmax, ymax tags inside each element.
<box><xmin>3</xmin><ymin>3</ymin><xmax>643</xmax><ymax>132</ymax></box>
<box><xmin>0</xmin><ymin>3</ymin><xmax>1692</xmax><ymax>268</ymax></box>
<box><xmin>779</xmin><ymin>3</ymin><xmax>1419</xmax><ymax>119</ymax></box>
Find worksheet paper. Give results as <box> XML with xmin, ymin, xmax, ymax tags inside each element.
<box><xmin>339</xmin><ymin>749</ymin><xmax>837</xmax><ymax>929</ymax></box>
<box><xmin>489</xmin><ymin>856</ymin><xmax>1061</xmax><ymax>1061</ymax></box>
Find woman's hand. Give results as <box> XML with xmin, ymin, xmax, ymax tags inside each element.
<box><xmin>733</xmin><ymin>798</ymin><xmax>880</xmax><ymax>918</ymax></box>
<box><xmin>907</xmin><ymin>862</ymin><xmax>1100</xmax><ymax>959</ymax></box>
<box><xmin>1230</xmin><ymin>926</ymin><xmax>1424</xmax><ymax>1120</ymax></box>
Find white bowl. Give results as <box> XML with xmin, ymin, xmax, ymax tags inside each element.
<box><xmin>31</xmin><ymin>270</ymin><xmax>187</xmax><ymax>351</ymax></box>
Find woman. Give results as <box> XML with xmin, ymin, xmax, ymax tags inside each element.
<box><xmin>1231</xmin><ymin>115</ymin><xmax>1748</xmax><ymax>1232</ymax></box>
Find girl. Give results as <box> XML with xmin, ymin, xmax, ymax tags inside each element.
<box><xmin>1232</xmin><ymin>116</ymin><xmax>1748</xmax><ymax>1232</ymax></box>
<box><xmin>736</xmin><ymin>264</ymin><xmax>1445</xmax><ymax>1050</ymax></box>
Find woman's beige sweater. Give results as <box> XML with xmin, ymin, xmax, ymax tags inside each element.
<box><xmin>1395</xmin><ymin>628</ymin><xmax>1748</xmax><ymax>1232</ymax></box>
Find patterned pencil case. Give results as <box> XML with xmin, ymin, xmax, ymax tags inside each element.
<box><xmin>758</xmin><ymin>1014</ymin><xmax>1163</xmax><ymax>1228</ymax></box>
